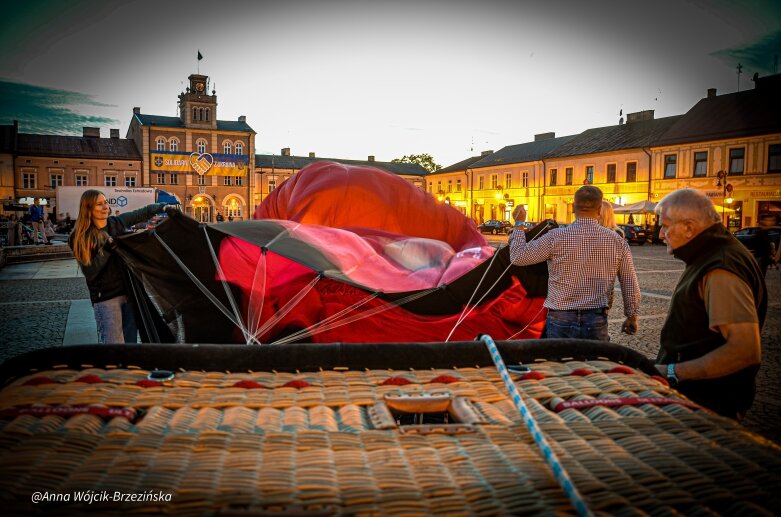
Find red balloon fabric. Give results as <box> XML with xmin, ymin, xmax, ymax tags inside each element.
<box><xmin>210</xmin><ymin>161</ymin><xmax>547</xmax><ymax>343</ymax></box>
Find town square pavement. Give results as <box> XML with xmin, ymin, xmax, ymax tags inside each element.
<box><xmin>0</xmin><ymin>244</ymin><xmax>779</xmax><ymax>443</ymax></box>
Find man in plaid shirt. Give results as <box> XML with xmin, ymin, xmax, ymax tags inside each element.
<box><xmin>510</xmin><ymin>186</ymin><xmax>640</xmax><ymax>341</ymax></box>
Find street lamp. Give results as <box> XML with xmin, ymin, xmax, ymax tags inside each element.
<box><xmin>495</xmin><ymin>185</ymin><xmax>503</xmax><ymax>199</ymax></box>
<box><xmin>715</xmin><ymin>170</ymin><xmax>734</xmax><ymax>226</ymax></box>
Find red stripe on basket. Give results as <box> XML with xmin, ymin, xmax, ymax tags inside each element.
<box><xmin>553</xmin><ymin>396</ymin><xmax>702</xmax><ymax>412</ymax></box>
<box><xmin>381</xmin><ymin>377</ymin><xmax>413</xmax><ymax>386</ymax></box>
<box><xmin>0</xmin><ymin>405</ymin><xmax>136</xmax><ymax>421</ymax></box>
<box><xmin>428</xmin><ymin>375</ymin><xmax>460</xmax><ymax>384</ymax></box>
<box><xmin>22</xmin><ymin>376</ymin><xmax>59</xmax><ymax>386</ymax></box>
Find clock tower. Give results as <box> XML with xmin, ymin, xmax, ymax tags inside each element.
<box><xmin>179</xmin><ymin>73</ymin><xmax>217</xmax><ymax>129</ymax></box>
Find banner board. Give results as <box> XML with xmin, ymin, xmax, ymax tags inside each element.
<box><xmin>150</xmin><ymin>151</ymin><xmax>248</xmax><ymax>176</ymax></box>
<box><xmin>56</xmin><ymin>186</ymin><xmax>156</xmax><ymax>217</ymax></box>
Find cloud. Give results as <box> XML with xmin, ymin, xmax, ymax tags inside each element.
<box><xmin>0</xmin><ymin>80</ymin><xmax>118</xmax><ymax>134</ymax></box>
<box><xmin>712</xmin><ymin>30</ymin><xmax>781</xmax><ymax>75</ymax></box>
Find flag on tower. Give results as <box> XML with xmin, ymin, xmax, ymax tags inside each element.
<box><xmin>197</xmin><ymin>50</ymin><xmax>203</xmax><ymax>61</ymax></box>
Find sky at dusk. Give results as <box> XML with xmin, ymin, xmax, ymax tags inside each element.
<box><xmin>0</xmin><ymin>0</ymin><xmax>779</xmax><ymax>168</ymax></box>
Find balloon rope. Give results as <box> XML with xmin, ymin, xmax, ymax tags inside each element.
<box><xmin>445</xmin><ymin>261</ymin><xmax>514</xmax><ymax>342</ymax></box>
<box><xmin>270</xmin><ymin>292</ymin><xmax>380</xmax><ymax>344</ymax></box>
<box><xmin>479</xmin><ymin>334</ymin><xmax>592</xmax><ymax>517</ymax></box>
<box><xmin>202</xmin><ymin>227</ymin><xmax>253</xmax><ymax>344</ymax></box>
<box><xmin>505</xmin><ymin>304</ymin><xmax>546</xmax><ymax>340</ymax></box>
<box><xmin>250</xmin><ymin>274</ymin><xmax>321</xmax><ymax>343</ymax></box>
<box><xmin>271</xmin><ymin>288</ymin><xmax>438</xmax><ymax>345</ymax></box>
<box><xmin>153</xmin><ymin>232</ymin><xmax>245</xmax><ymax>333</ymax></box>
<box><xmin>445</xmin><ymin>249</ymin><xmax>503</xmax><ymax>342</ymax></box>
<box><xmin>245</xmin><ymin>249</ymin><xmax>268</xmax><ymax>339</ymax></box>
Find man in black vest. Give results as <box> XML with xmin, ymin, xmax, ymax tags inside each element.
<box><xmin>655</xmin><ymin>189</ymin><xmax>766</xmax><ymax>421</ymax></box>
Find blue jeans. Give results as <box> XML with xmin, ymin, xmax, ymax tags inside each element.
<box><xmin>93</xmin><ymin>295</ymin><xmax>138</xmax><ymax>344</ymax></box>
<box><xmin>545</xmin><ymin>309</ymin><xmax>609</xmax><ymax>341</ymax></box>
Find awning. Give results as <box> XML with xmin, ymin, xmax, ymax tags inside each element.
<box><xmin>711</xmin><ymin>204</ymin><xmax>736</xmax><ymax>214</ymax></box>
<box><xmin>156</xmin><ymin>189</ymin><xmax>180</xmax><ymax>205</ymax></box>
<box><xmin>614</xmin><ymin>200</ymin><xmax>657</xmax><ymax>214</ymax></box>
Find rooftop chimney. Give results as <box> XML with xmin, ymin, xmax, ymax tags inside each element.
<box><xmin>707</xmin><ymin>88</ymin><xmax>717</xmax><ymax>98</ymax></box>
<box><xmin>83</xmin><ymin>127</ymin><xmax>100</xmax><ymax>138</ymax></box>
<box><xmin>110</xmin><ymin>129</ymin><xmax>119</xmax><ymax>139</ymax></box>
<box><xmin>481</xmin><ymin>150</ymin><xmax>494</xmax><ymax>157</ymax></box>
<box><xmin>133</xmin><ymin>107</ymin><xmax>141</xmax><ymax>115</ymax></box>
<box><xmin>534</xmin><ymin>132</ymin><xmax>555</xmax><ymax>141</ymax></box>
<box><xmin>368</xmin><ymin>155</ymin><xmax>375</xmax><ymax>162</ymax></box>
<box><xmin>626</xmin><ymin>110</ymin><xmax>655</xmax><ymax>124</ymax></box>
<box><xmin>309</xmin><ymin>152</ymin><xmax>315</xmax><ymax>158</ymax></box>
<box><xmin>238</xmin><ymin>115</ymin><xmax>246</xmax><ymax>122</ymax></box>
<box><xmin>281</xmin><ymin>147</ymin><xmax>290</xmax><ymax>156</ymax></box>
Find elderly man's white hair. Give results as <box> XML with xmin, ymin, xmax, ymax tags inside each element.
<box><xmin>656</xmin><ymin>188</ymin><xmax>721</xmax><ymax>226</ymax></box>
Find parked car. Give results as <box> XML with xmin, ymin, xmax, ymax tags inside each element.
<box><xmin>618</xmin><ymin>224</ymin><xmax>647</xmax><ymax>245</ymax></box>
<box><xmin>478</xmin><ymin>219</ymin><xmax>512</xmax><ymax>235</ymax></box>
<box><xmin>734</xmin><ymin>226</ymin><xmax>781</xmax><ymax>259</ymax></box>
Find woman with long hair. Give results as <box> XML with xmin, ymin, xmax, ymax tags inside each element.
<box><xmin>599</xmin><ymin>200</ymin><xmax>625</xmax><ymax>238</ymax></box>
<box><xmin>69</xmin><ymin>189</ymin><xmax>174</xmax><ymax>343</ymax></box>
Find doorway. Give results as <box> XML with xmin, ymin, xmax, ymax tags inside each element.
<box><xmin>192</xmin><ymin>196</ymin><xmax>212</xmax><ymax>223</ymax></box>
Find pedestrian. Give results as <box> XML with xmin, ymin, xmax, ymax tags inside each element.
<box><xmin>44</xmin><ymin>219</ymin><xmax>56</xmax><ymax>239</ymax></box>
<box><xmin>598</xmin><ymin>200</ymin><xmax>624</xmax><ymax>238</ymax></box>
<box><xmin>69</xmin><ymin>189</ymin><xmax>176</xmax><ymax>344</ymax></box>
<box><xmin>228</xmin><ymin>214</ymin><xmax>234</xmax><ymax>222</ymax></box>
<box><xmin>756</xmin><ymin>213</ymin><xmax>778</xmax><ymax>276</ymax></box>
<box><xmin>64</xmin><ymin>212</ymin><xmax>73</xmax><ymax>233</ymax></box>
<box><xmin>653</xmin><ymin>188</ymin><xmax>766</xmax><ymax>421</ymax></box>
<box><xmin>28</xmin><ymin>198</ymin><xmax>49</xmax><ymax>245</ymax></box>
<box><xmin>216</xmin><ymin>211</ymin><xmax>225</xmax><ymax>222</ymax></box>
<box><xmin>6</xmin><ymin>213</ymin><xmax>21</xmax><ymax>246</ymax></box>
<box><xmin>509</xmin><ymin>185</ymin><xmax>640</xmax><ymax>341</ymax></box>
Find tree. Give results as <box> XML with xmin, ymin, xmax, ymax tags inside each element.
<box><xmin>392</xmin><ymin>153</ymin><xmax>441</xmax><ymax>173</ymax></box>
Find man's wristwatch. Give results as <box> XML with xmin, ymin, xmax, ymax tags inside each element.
<box><xmin>666</xmin><ymin>363</ymin><xmax>679</xmax><ymax>387</ymax></box>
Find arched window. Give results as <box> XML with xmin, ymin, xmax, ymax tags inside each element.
<box><xmin>156</xmin><ymin>137</ymin><xmax>166</xmax><ymax>151</ymax></box>
<box><xmin>205</xmin><ymin>108</ymin><xmax>210</xmax><ymax>122</ymax></box>
<box><xmin>196</xmin><ymin>139</ymin><xmax>207</xmax><ymax>154</ymax></box>
<box><xmin>199</xmin><ymin>108</ymin><xmax>204</xmax><ymax>121</ymax></box>
<box><xmin>223</xmin><ymin>197</ymin><xmax>242</xmax><ymax>220</ymax></box>
<box><xmin>223</xmin><ymin>141</ymin><xmax>232</xmax><ymax>154</ymax></box>
<box><xmin>169</xmin><ymin>138</ymin><xmax>179</xmax><ymax>152</ymax></box>
<box><xmin>192</xmin><ymin>107</ymin><xmax>197</xmax><ymax>122</ymax></box>
<box><xmin>235</xmin><ymin>142</ymin><xmax>243</xmax><ymax>155</ymax></box>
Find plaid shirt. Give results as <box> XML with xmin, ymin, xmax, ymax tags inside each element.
<box><xmin>509</xmin><ymin>217</ymin><xmax>641</xmax><ymax>317</ymax></box>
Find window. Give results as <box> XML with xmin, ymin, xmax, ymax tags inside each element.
<box><xmin>23</xmin><ymin>172</ymin><xmax>36</xmax><ymax>189</ymax></box>
<box><xmin>224</xmin><ymin>176</ymin><xmax>233</xmax><ymax>186</ymax></box>
<box><xmin>626</xmin><ymin>162</ymin><xmax>637</xmax><ymax>182</ymax></box>
<box><xmin>522</xmin><ymin>171</ymin><xmax>529</xmax><ymax>188</ymax></box>
<box><xmin>549</xmin><ymin>168</ymin><xmax>557</xmax><ymax>186</ymax></box>
<box><xmin>490</xmin><ymin>175</ymin><xmax>498</xmax><ymax>189</ymax></box>
<box><xmin>585</xmin><ymin>166</ymin><xmax>594</xmax><ymax>185</ymax></box>
<box><xmin>505</xmin><ymin>173</ymin><xmax>512</xmax><ymax>189</ymax></box>
<box><xmin>196</xmin><ymin>139</ymin><xmax>207</xmax><ymax>154</ymax></box>
<box><xmin>192</xmin><ymin>107</ymin><xmax>197</xmax><ymax>122</ymax></box>
<box><xmin>768</xmin><ymin>144</ymin><xmax>781</xmax><ymax>173</ymax></box>
<box><xmin>729</xmin><ymin>148</ymin><xmax>744</xmax><ymax>175</ymax></box>
<box><xmin>565</xmin><ymin>167</ymin><xmax>573</xmax><ymax>185</ymax></box>
<box><xmin>223</xmin><ymin>141</ymin><xmax>232</xmax><ymax>154</ymax></box>
<box><xmin>170</xmin><ymin>139</ymin><xmax>179</xmax><ymax>152</ymax></box>
<box><xmin>268</xmin><ymin>178</ymin><xmax>277</xmax><ymax>192</ymax></box>
<box><xmin>125</xmin><ymin>176</ymin><xmax>136</xmax><ymax>187</ymax></box>
<box><xmin>205</xmin><ymin>108</ymin><xmax>210</xmax><ymax>122</ymax></box>
<box><xmin>157</xmin><ymin>173</ymin><xmax>166</xmax><ymax>184</ymax></box>
<box><xmin>456</xmin><ymin>179</ymin><xmax>462</xmax><ymax>192</ymax></box>
<box><xmin>235</xmin><ymin>176</ymin><xmax>243</xmax><ymax>186</ymax></box>
<box><xmin>235</xmin><ymin>142</ymin><xmax>243</xmax><ymax>155</ymax></box>
<box><xmin>104</xmin><ymin>176</ymin><xmax>117</xmax><ymax>187</ymax></box>
<box><xmin>50</xmin><ymin>174</ymin><xmax>64</xmax><ymax>188</ymax></box>
<box><xmin>447</xmin><ymin>180</ymin><xmax>452</xmax><ymax>193</ymax></box>
<box><xmin>199</xmin><ymin>108</ymin><xmax>204</xmax><ymax>121</ymax></box>
<box><xmin>693</xmin><ymin>151</ymin><xmax>708</xmax><ymax>177</ymax></box>
<box><xmin>156</xmin><ymin>137</ymin><xmax>166</xmax><ymax>151</ymax></box>
<box><xmin>223</xmin><ymin>201</ymin><xmax>241</xmax><ymax>220</ymax></box>
<box><xmin>437</xmin><ymin>181</ymin><xmax>442</xmax><ymax>193</ymax></box>
<box><xmin>197</xmin><ymin>175</ymin><xmax>206</xmax><ymax>186</ymax></box>
<box><xmin>428</xmin><ymin>182</ymin><xmax>433</xmax><ymax>192</ymax></box>
<box><xmin>664</xmin><ymin>154</ymin><xmax>677</xmax><ymax>178</ymax></box>
<box><xmin>478</xmin><ymin>176</ymin><xmax>484</xmax><ymax>190</ymax></box>
<box><xmin>170</xmin><ymin>174</ymin><xmax>179</xmax><ymax>185</ymax></box>
<box><xmin>76</xmin><ymin>175</ymin><xmax>88</xmax><ymax>187</ymax></box>
<box><xmin>606</xmin><ymin>163</ymin><xmax>616</xmax><ymax>183</ymax></box>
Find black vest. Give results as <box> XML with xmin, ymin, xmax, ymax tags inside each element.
<box><xmin>659</xmin><ymin>224</ymin><xmax>767</xmax><ymax>417</ymax></box>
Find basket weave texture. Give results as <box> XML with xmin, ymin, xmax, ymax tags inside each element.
<box><xmin>1</xmin><ymin>359</ymin><xmax>780</xmax><ymax>516</ymax></box>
